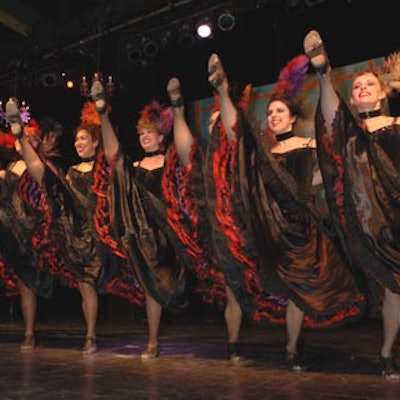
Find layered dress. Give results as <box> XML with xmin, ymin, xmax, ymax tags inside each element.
<box><xmin>0</xmin><ymin>161</ymin><xmax>78</xmax><ymax>299</ymax></box>
<box><xmin>315</xmin><ymin>99</ymin><xmax>400</xmax><ymax>311</ymax></box>
<box><xmin>107</xmin><ymin>148</ymin><xmax>187</xmax><ymax>311</ymax></box>
<box><xmin>202</xmin><ymin>105</ymin><xmax>365</xmax><ymax>327</ymax></box>
<box><xmin>253</xmin><ymin>134</ymin><xmax>366</xmax><ymax>327</ymax></box>
<box><xmin>202</xmin><ymin>111</ymin><xmax>288</xmax><ymax>325</ymax></box>
<box><xmin>39</xmin><ymin>149</ymin><xmax>145</xmax><ymax>305</ymax></box>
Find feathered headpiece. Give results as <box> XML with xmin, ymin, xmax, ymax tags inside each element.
<box><xmin>24</xmin><ymin>119</ymin><xmax>42</xmax><ymax>137</ymax></box>
<box><xmin>0</xmin><ymin>131</ymin><xmax>16</xmax><ymax>148</ymax></box>
<box><xmin>272</xmin><ymin>54</ymin><xmax>310</xmax><ymax>98</ymax></box>
<box><xmin>80</xmin><ymin>101</ymin><xmax>102</xmax><ymax>126</ymax></box>
<box><xmin>136</xmin><ymin>100</ymin><xmax>173</xmax><ymax>136</ymax></box>
<box><xmin>373</xmin><ymin>52</ymin><xmax>400</xmax><ymax>93</ymax></box>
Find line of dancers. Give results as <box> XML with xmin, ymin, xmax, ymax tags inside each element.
<box><xmin>1</xmin><ymin>30</ymin><xmax>400</xmax><ymax>380</ymax></box>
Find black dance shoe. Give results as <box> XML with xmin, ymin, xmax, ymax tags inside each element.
<box><xmin>20</xmin><ymin>335</ymin><xmax>35</xmax><ymax>351</ymax></box>
<box><xmin>285</xmin><ymin>352</ymin><xmax>307</xmax><ymax>372</ymax></box>
<box><xmin>227</xmin><ymin>342</ymin><xmax>243</xmax><ymax>362</ymax></box>
<box><xmin>82</xmin><ymin>337</ymin><xmax>97</xmax><ymax>356</ymax></box>
<box><xmin>380</xmin><ymin>356</ymin><xmax>400</xmax><ymax>380</ymax></box>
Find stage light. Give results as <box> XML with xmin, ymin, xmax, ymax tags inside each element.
<box><xmin>178</xmin><ymin>24</ymin><xmax>196</xmax><ymax>48</ymax></box>
<box><xmin>41</xmin><ymin>73</ymin><xmax>58</xmax><ymax>88</ymax></box>
<box><xmin>217</xmin><ymin>10</ymin><xmax>235</xmax><ymax>32</ymax></box>
<box><xmin>66</xmin><ymin>80</ymin><xmax>74</xmax><ymax>89</ymax></box>
<box><xmin>196</xmin><ymin>18</ymin><xmax>213</xmax><ymax>39</ymax></box>
<box><xmin>142</xmin><ymin>37</ymin><xmax>159</xmax><ymax>58</ymax></box>
<box><xmin>126</xmin><ymin>42</ymin><xmax>143</xmax><ymax>65</ymax></box>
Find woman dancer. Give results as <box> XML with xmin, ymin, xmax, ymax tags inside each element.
<box><xmin>90</xmin><ymin>83</ymin><xmax>187</xmax><ymax>359</ymax></box>
<box><xmin>0</xmin><ymin>116</ymin><xmax>70</xmax><ymax>351</ymax></box>
<box><xmin>6</xmin><ymin>99</ymin><xmax>150</xmax><ymax>355</ymax></box>
<box><xmin>304</xmin><ymin>29</ymin><xmax>400</xmax><ymax>379</ymax></box>
<box><xmin>165</xmin><ymin>54</ymin><xmax>290</xmax><ymax>360</ymax></box>
<box><xmin>253</xmin><ymin>54</ymin><xmax>366</xmax><ymax>369</ymax></box>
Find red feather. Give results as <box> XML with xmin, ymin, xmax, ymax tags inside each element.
<box><xmin>273</xmin><ymin>54</ymin><xmax>309</xmax><ymax>98</ymax></box>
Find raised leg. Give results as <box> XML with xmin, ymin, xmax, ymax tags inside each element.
<box><xmin>303</xmin><ymin>30</ymin><xmax>330</xmax><ymax>74</ymax></box>
<box><xmin>5</xmin><ymin>99</ymin><xmax>24</xmax><ymax>138</ymax></box>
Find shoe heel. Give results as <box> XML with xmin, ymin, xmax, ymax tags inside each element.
<box><xmin>141</xmin><ymin>343</ymin><xmax>160</xmax><ymax>360</ymax></box>
<box><xmin>82</xmin><ymin>337</ymin><xmax>97</xmax><ymax>356</ymax></box>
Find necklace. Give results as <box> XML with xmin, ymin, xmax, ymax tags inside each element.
<box><xmin>81</xmin><ymin>155</ymin><xmax>96</xmax><ymax>162</ymax></box>
<box><xmin>276</xmin><ymin>131</ymin><xmax>294</xmax><ymax>142</ymax></box>
<box><xmin>359</xmin><ymin>109</ymin><xmax>381</xmax><ymax>119</ymax></box>
<box><xmin>144</xmin><ymin>150</ymin><xmax>163</xmax><ymax>157</ymax></box>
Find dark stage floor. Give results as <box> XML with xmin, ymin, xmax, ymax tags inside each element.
<box><xmin>1</xmin><ymin>295</ymin><xmax>400</xmax><ymax>400</ymax></box>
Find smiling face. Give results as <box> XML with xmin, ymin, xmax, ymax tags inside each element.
<box><xmin>74</xmin><ymin>128</ymin><xmax>99</xmax><ymax>159</ymax></box>
<box><xmin>138</xmin><ymin>126</ymin><xmax>163</xmax><ymax>152</ymax></box>
<box><xmin>267</xmin><ymin>99</ymin><xmax>296</xmax><ymax>135</ymax></box>
<box><xmin>350</xmin><ymin>72</ymin><xmax>386</xmax><ymax>112</ymax></box>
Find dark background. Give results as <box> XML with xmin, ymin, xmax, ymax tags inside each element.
<box><xmin>1</xmin><ymin>0</ymin><xmax>400</xmax><ymax>133</ymax></box>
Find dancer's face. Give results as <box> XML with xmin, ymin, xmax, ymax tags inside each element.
<box><xmin>74</xmin><ymin>129</ymin><xmax>98</xmax><ymax>159</ymax></box>
<box><xmin>267</xmin><ymin>100</ymin><xmax>296</xmax><ymax>135</ymax></box>
<box><xmin>350</xmin><ymin>72</ymin><xmax>386</xmax><ymax>112</ymax></box>
<box><xmin>138</xmin><ymin>127</ymin><xmax>163</xmax><ymax>152</ymax></box>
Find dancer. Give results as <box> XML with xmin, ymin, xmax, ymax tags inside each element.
<box><xmin>90</xmin><ymin>81</ymin><xmax>186</xmax><ymax>360</ymax></box>
<box><xmin>6</xmin><ymin>98</ymin><xmax>143</xmax><ymax>355</ymax></box>
<box><xmin>304</xmin><ymin>29</ymin><xmax>400</xmax><ymax>379</ymax></box>
<box><xmin>0</xmin><ymin>116</ymin><xmax>66</xmax><ymax>351</ymax></box>
<box><xmin>252</xmin><ymin>54</ymin><xmax>366</xmax><ymax>370</ymax></box>
<box><xmin>165</xmin><ymin>54</ymin><xmax>289</xmax><ymax>360</ymax></box>
<box><xmin>166</xmin><ymin>76</ymin><xmax>244</xmax><ymax>360</ymax></box>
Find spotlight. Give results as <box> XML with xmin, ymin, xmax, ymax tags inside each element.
<box><xmin>195</xmin><ymin>18</ymin><xmax>213</xmax><ymax>39</ymax></box>
<box><xmin>217</xmin><ymin>10</ymin><xmax>235</xmax><ymax>32</ymax></box>
<box><xmin>41</xmin><ymin>73</ymin><xmax>58</xmax><ymax>88</ymax></box>
<box><xmin>126</xmin><ymin>43</ymin><xmax>143</xmax><ymax>65</ymax></box>
<box><xmin>142</xmin><ymin>37</ymin><xmax>159</xmax><ymax>58</ymax></box>
<box><xmin>178</xmin><ymin>24</ymin><xmax>196</xmax><ymax>48</ymax></box>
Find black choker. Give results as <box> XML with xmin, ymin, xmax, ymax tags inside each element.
<box><xmin>276</xmin><ymin>132</ymin><xmax>294</xmax><ymax>142</ymax></box>
<box><xmin>144</xmin><ymin>150</ymin><xmax>163</xmax><ymax>157</ymax></box>
<box><xmin>81</xmin><ymin>155</ymin><xmax>96</xmax><ymax>162</ymax></box>
<box><xmin>359</xmin><ymin>110</ymin><xmax>381</xmax><ymax>119</ymax></box>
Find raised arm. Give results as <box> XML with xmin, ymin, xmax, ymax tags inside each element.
<box><xmin>303</xmin><ymin>30</ymin><xmax>339</xmax><ymax>136</ymax></box>
<box><xmin>5</xmin><ymin>99</ymin><xmax>44</xmax><ymax>183</ymax></box>
<box><xmin>90</xmin><ymin>79</ymin><xmax>119</xmax><ymax>164</ymax></box>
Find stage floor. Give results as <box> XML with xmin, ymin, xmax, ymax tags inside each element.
<box><xmin>1</xmin><ymin>300</ymin><xmax>400</xmax><ymax>400</ymax></box>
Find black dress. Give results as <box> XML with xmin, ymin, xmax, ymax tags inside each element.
<box><xmin>0</xmin><ymin>163</ymin><xmax>75</xmax><ymax>299</ymax></box>
<box><xmin>107</xmin><ymin>149</ymin><xmax>186</xmax><ymax>311</ymax></box>
<box><xmin>315</xmin><ymin>99</ymin><xmax>400</xmax><ymax>312</ymax></box>
<box><xmin>253</xmin><ymin>138</ymin><xmax>366</xmax><ymax>327</ymax></box>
